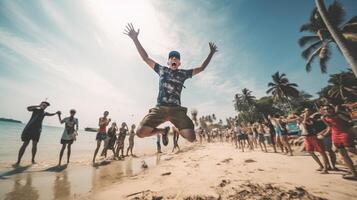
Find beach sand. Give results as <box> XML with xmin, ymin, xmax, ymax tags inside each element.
<box><xmin>80</xmin><ymin>143</ymin><xmax>357</xmax><ymax>200</ymax></box>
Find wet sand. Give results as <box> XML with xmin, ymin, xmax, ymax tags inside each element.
<box><xmin>81</xmin><ymin>143</ymin><xmax>357</xmax><ymax>200</ymax></box>
<box><xmin>0</xmin><ymin>137</ymin><xmax>187</xmax><ymax>200</ymax></box>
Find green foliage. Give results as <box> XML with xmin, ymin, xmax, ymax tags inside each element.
<box><xmin>299</xmin><ymin>0</ymin><xmax>357</xmax><ymax>73</ymax></box>
<box><xmin>319</xmin><ymin>69</ymin><xmax>357</xmax><ymax>104</ymax></box>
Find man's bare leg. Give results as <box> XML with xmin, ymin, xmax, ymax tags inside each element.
<box><xmin>339</xmin><ymin>148</ymin><xmax>357</xmax><ymax>179</ymax></box>
<box><xmin>31</xmin><ymin>141</ymin><xmax>38</xmax><ymax>164</ymax></box>
<box><xmin>179</xmin><ymin>129</ymin><xmax>196</xmax><ymax>142</ymax></box>
<box><xmin>58</xmin><ymin>144</ymin><xmax>66</xmax><ymax>166</ymax></box>
<box><xmin>67</xmin><ymin>144</ymin><xmax>72</xmax><ymax>164</ymax></box>
<box><xmin>92</xmin><ymin>140</ymin><xmax>101</xmax><ymax>164</ymax></box>
<box><xmin>136</xmin><ymin>126</ymin><xmax>167</xmax><ymax>138</ymax></box>
<box><xmin>310</xmin><ymin>152</ymin><xmax>325</xmax><ymax>172</ymax></box>
<box><xmin>15</xmin><ymin>141</ymin><xmax>30</xmax><ymax>166</ymax></box>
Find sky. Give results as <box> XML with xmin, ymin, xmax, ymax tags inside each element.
<box><xmin>0</xmin><ymin>0</ymin><xmax>356</xmax><ymax>127</ymax></box>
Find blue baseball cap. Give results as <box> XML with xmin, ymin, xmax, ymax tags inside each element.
<box><xmin>168</xmin><ymin>51</ymin><xmax>180</xmax><ymax>60</ymax></box>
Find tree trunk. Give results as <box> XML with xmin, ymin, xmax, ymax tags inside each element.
<box><xmin>315</xmin><ymin>0</ymin><xmax>357</xmax><ymax>78</ymax></box>
<box><xmin>283</xmin><ymin>94</ymin><xmax>293</xmax><ymax>112</ymax></box>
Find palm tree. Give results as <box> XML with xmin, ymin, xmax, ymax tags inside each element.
<box><xmin>327</xmin><ymin>69</ymin><xmax>357</xmax><ymax>103</ymax></box>
<box><xmin>299</xmin><ymin>0</ymin><xmax>357</xmax><ymax>74</ymax></box>
<box><xmin>233</xmin><ymin>88</ymin><xmax>256</xmax><ymax>112</ymax></box>
<box><xmin>266</xmin><ymin>71</ymin><xmax>299</xmax><ymax>110</ymax></box>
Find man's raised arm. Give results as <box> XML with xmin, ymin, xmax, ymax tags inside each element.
<box><xmin>27</xmin><ymin>105</ymin><xmax>40</xmax><ymax>111</ymax></box>
<box><xmin>192</xmin><ymin>42</ymin><xmax>218</xmax><ymax>76</ymax></box>
<box><xmin>124</xmin><ymin>23</ymin><xmax>156</xmax><ymax>69</ymax></box>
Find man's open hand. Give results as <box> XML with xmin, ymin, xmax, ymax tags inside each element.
<box><xmin>209</xmin><ymin>42</ymin><xmax>218</xmax><ymax>54</ymax></box>
<box><xmin>124</xmin><ymin>23</ymin><xmax>139</xmax><ymax>40</ymax></box>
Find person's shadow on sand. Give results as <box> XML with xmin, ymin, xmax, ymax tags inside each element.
<box><xmin>0</xmin><ymin>165</ymin><xmax>32</xmax><ymax>179</ymax></box>
<box><xmin>43</xmin><ymin>164</ymin><xmax>68</xmax><ymax>172</ymax></box>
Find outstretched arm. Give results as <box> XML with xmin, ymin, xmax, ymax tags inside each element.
<box><xmin>192</xmin><ymin>42</ymin><xmax>218</xmax><ymax>76</ymax></box>
<box><xmin>46</xmin><ymin>111</ymin><xmax>61</xmax><ymax>117</ymax></box>
<box><xmin>27</xmin><ymin>105</ymin><xmax>40</xmax><ymax>111</ymax></box>
<box><xmin>58</xmin><ymin>112</ymin><xmax>63</xmax><ymax>123</ymax></box>
<box><xmin>124</xmin><ymin>23</ymin><xmax>156</xmax><ymax>69</ymax></box>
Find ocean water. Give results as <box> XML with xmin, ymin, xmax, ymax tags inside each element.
<box><xmin>0</xmin><ymin>121</ymin><xmax>170</xmax><ymax>170</ymax></box>
<box><xmin>0</xmin><ymin>121</ymin><xmax>186</xmax><ymax>200</ymax></box>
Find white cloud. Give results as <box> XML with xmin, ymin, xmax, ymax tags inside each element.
<box><xmin>0</xmin><ymin>0</ymin><xmax>256</xmax><ymax>127</ymax></box>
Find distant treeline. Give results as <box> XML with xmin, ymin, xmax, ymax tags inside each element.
<box><xmin>0</xmin><ymin>118</ymin><xmax>22</xmax><ymax>124</ymax></box>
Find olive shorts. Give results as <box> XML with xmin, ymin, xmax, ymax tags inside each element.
<box><xmin>140</xmin><ymin>106</ymin><xmax>194</xmax><ymax>131</ymax></box>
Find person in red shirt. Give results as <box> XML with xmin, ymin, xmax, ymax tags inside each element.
<box><xmin>92</xmin><ymin>111</ymin><xmax>111</xmax><ymax>164</ymax></box>
<box><xmin>321</xmin><ymin>105</ymin><xmax>357</xmax><ymax>180</ymax></box>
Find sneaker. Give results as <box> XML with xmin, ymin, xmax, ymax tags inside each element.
<box><xmin>162</xmin><ymin>126</ymin><xmax>170</xmax><ymax>146</ymax></box>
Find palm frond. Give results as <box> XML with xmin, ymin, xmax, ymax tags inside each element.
<box><xmin>328</xmin><ymin>0</ymin><xmax>346</xmax><ymax>27</ymax></box>
<box><xmin>267</xmin><ymin>82</ymin><xmax>275</xmax><ymax>87</ymax></box>
<box><xmin>301</xmin><ymin>41</ymin><xmax>322</xmax><ymax>59</ymax></box>
<box><xmin>319</xmin><ymin>43</ymin><xmax>331</xmax><ymax>73</ymax></box>
<box><xmin>305</xmin><ymin>46</ymin><xmax>322</xmax><ymax>72</ymax></box>
<box><xmin>341</xmin><ymin>16</ymin><xmax>357</xmax><ymax>32</ymax></box>
<box><xmin>300</xmin><ymin>23</ymin><xmax>316</xmax><ymax>33</ymax></box>
<box><xmin>266</xmin><ymin>87</ymin><xmax>274</xmax><ymax>94</ymax></box>
<box><xmin>287</xmin><ymin>83</ymin><xmax>298</xmax><ymax>87</ymax></box>
<box><xmin>345</xmin><ymin>16</ymin><xmax>357</xmax><ymax>24</ymax></box>
<box><xmin>298</xmin><ymin>35</ymin><xmax>320</xmax><ymax>47</ymax></box>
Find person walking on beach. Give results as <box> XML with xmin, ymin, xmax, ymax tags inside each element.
<box><xmin>156</xmin><ymin>133</ymin><xmax>162</xmax><ymax>153</ymax></box>
<box><xmin>269</xmin><ymin>114</ymin><xmax>293</xmax><ymax>156</ymax></box>
<box><xmin>126</xmin><ymin>124</ymin><xmax>136</xmax><ymax>156</ymax></box>
<box><xmin>264</xmin><ymin>120</ymin><xmax>277</xmax><ymax>153</ymax></box>
<box><xmin>14</xmin><ymin>101</ymin><xmax>60</xmax><ymax>166</ymax></box>
<box><xmin>246</xmin><ymin>123</ymin><xmax>255</xmax><ymax>150</ymax></box>
<box><xmin>234</xmin><ymin>125</ymin><xmax>247</xmax><ymax>152</ymax></box>
<box><xmin>313</xmin><ymin>113</ymin><xmax>338</xmax><ymax>170</ymax></box>
<box><xmin>257</xmin><ymin>122</ymin><xmax>268</xmax><ymax>152</ymax></box>
<box><xmin>116</xmin><ymin>122</ymin><xmax>128</xmax><ymax>159</ymax></box>
<box><xmin>198</xmin><ymin>127</ymin><xmax>204</xmax><ymax>144</ymax></box>
<box><xmin>58</xmin><ymin>109</ymin><xmax>79</xmax><ymax>166</ymax></box>
<box><xmin>124</xmin><ymin>23</ymin><xmax>217</xmax><ymax>146</ymax></box>
<box><xmin>294</xmin><ymin>109</ymin><xmax>329</xmax><ymax>174</ymax></box>
<box><xmin>103</xmin><ymin>122</ymin><xmax>118</xmax><ymax>158</ymax></box>
<box><xmin>321</xmin><ymin>105</ymin><xmax>357</xmax><ymax>180</ymax></box>
<box><xmin>93</xmin><ymin>111</ymin><xmax>111</xmax><ymax>164</ymax></box>
<box><xmin>233</xmin><ymin>125</ymin><xmax>239</xmax><ymax>149</ymax></box>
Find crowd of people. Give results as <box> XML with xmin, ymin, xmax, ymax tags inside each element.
<box><xmin>11</xmin><ymin>100</ymin><xmax>357</xmax><ymax>182</ymax></box>
<box><xmin>92</xmin><ymin>111</ymin><xmax>138</xmax><ymax>164</ymax></box>
<box><xmin>195</xmin><ymin>104</ymin><xmax>357</xmax><ymax>180</ymax></box>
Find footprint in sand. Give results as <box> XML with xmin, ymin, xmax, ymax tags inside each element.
<box><xmin>244</xmin><ymin>159</ymin><xmax>256</xmax><ymax>163</ymax></box>
<box><xmin>164</xmin><ymin>156</ymin><xmax>174</xmax><ymax>161</ymax></box>
<box><xmin>218</xmin><ymin>179</ymin><xmax>231</xmax><ymax>187</ymax></box>
<box><xmin>221</xmin><ymin>158</ymin><xmax>233</xmax><ymax>163</ymax></box>
<box><xmin>161</xmin><ymin>172</ymin><xmax>171</xmax><ymax>176</ymax></box>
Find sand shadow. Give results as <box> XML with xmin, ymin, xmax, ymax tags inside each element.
<box><xmin>43</xmin><ymin>164</ymin><xmax>68</xmax><ymax>172</ymax></box>
<box><xmin>92</xmin><ymin>160</ymin><xmax>111</xmax><ymax>168</ymax></box>
<box><xmin>0</xmin><ymin>165</ymin><xmax>32</xmax><ymax>179</ymax></box>
<box><xmin>176</xmin><ymin>146</ymin><xmax>195</xmax><ymax>154</ymax></box>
